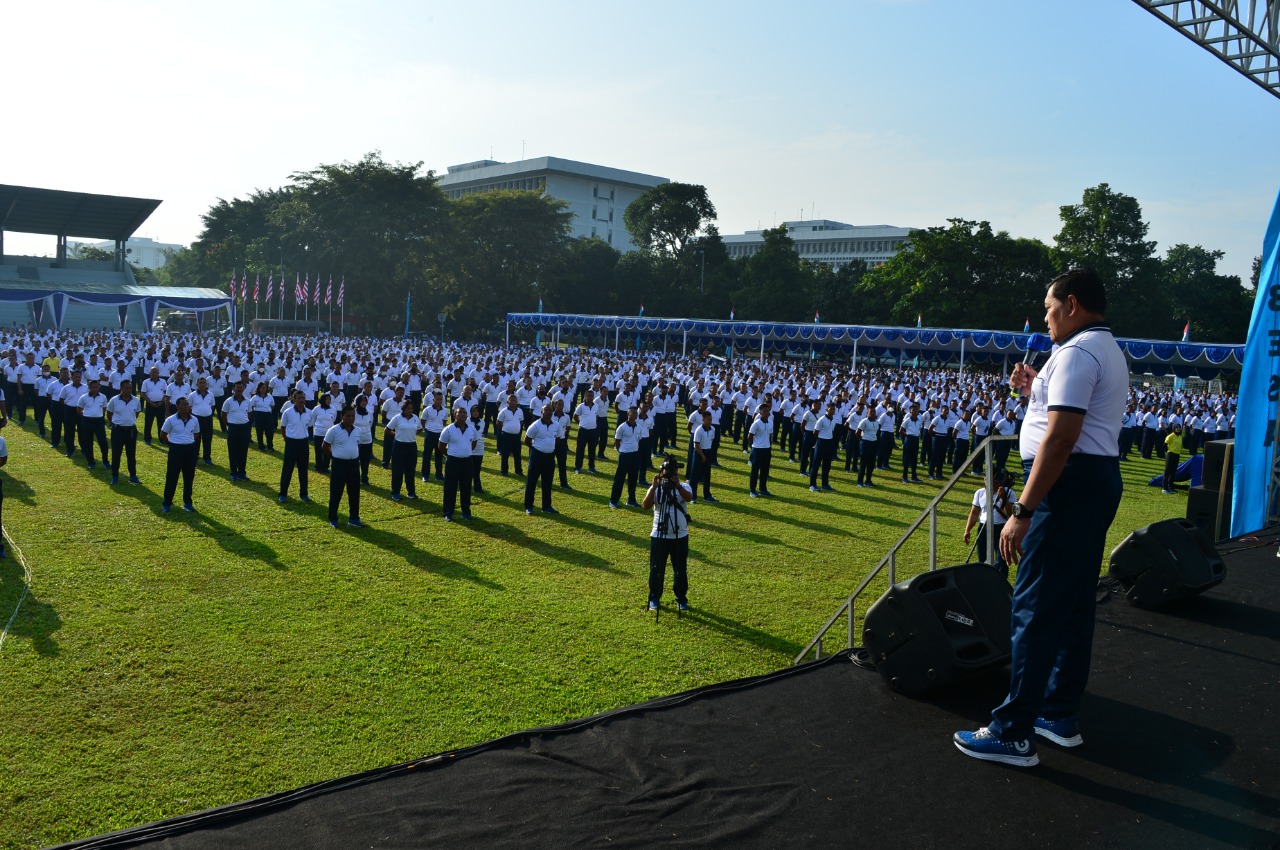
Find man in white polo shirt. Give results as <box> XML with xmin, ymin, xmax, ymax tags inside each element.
<box><xmin>159</xmin><ymin>397</ymin><xmax>200</xmax><ymax>513</ymax></box>
<box><xmin>106</xmin><ymin>379</ymin><xmax>142</xmax><ymax>485</ymax></box>
<box><xmin>523</xmin><ymin>403</ymin><xmax>559</xmax><ymax>515</ymax></box>
<box><xmin>76</xmin><ymin>379</ymin><xmax>109</xmax><ymax>470</ymax></box>
<box><xmin>324</xmin><ymin>405</ymin><xmax>365</xmax><ymax>529</ymax></box>
<box><xmin>437</xmin><ymin>406</ymin><xmax>478</xmax><ymax>522</ymax></box>
<box><xmin>955</xmin><ymin>269</ymin><xmax>1126</xmax><ymax>768</ymax></box>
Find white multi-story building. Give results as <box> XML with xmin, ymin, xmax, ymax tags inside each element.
<box><xmin>436</xmin><ymin>157</ymin><xmax>668</xmax><ymax>253</ymax></box>
<box><xmin>722</xmin><ymin>220</ymin><xmax>915</xmax><ymax>268</ymax></box>
<box><xmin>68</xmin><ymin>235</ymin><xmax>183</xmax><ymax>269</ymax></box>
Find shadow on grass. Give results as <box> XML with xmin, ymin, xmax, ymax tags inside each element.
<box><xmin>473</xmin><ymin>518</ymin><xmax>629</xmax><ymax>574</ymax></box>
<box><xmin>106</xmin><ymin>473</ymin><xmax>292</xmax><ymax>571</ymax></box>
<box><xmin>712</xmin><ymin>499</ymin><xmax>858</xmax><ymax>537</ymax></box>
<box><xmin>1</xmin><ymin>474</ymin><xmax>39</xmax><ymax>509</ymax></box>
<box><xmin>0</xmin><ymin>554</ymin><xmax>61</xmax><ymax>655</ymax></box>
<box><xmin>355</xmin><ymin>522</ymin><xmax>505</xmax><ymax>589</ymax></box>
<box><xmin>680</xmin><ymin>606</ymin><xmax>801</xmax><ymax>657</ymax></box>
<box><xmin>689</xmin><ymin>516</ymin><xmax>810</xmax><ymax>551</ymax></box>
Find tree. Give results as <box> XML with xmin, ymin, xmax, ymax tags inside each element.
<box><xmin>1053</xmin><ymin>183</ymin><xmax>1161</xmax><ymax>335</ymax></box>
<box><xmin>856</xmin><ymin>220</ymin><xmax>1053</xmax><ymax>329</ymax></box>
<box><xmin>1162</xmin><ymin>244</ymin><xmax>1252</xmax><ymax>343</ymax></box>
<box><xmin>623</xmin><ymin>183</ymin><xmax>717</xmax><ymax>256</ymax></box>
<box><xmin>272</xmin><ymin>152</ymin><xmax>451</xmax><ymax>331</ymax></box>
<box><xmin>441</xmin><ymin>190</ymin><xmax>573</xmax><ymax>334</ymax></box>
<box><xmin>732</xmin><ymin>225</ymin><xmax>810</xmax><ymax>321</ymax></box>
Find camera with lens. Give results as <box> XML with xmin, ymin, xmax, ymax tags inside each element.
<box><xmin>659</xmin><ymin>454</ymin><xmax>682</xmax><ymax>482</ymax></box>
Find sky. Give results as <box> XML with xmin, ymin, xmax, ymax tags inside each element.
<box><xmin>6</xmin><ymin>0</ymin><xmax>1279</xmax><ymax>284</ymax></box>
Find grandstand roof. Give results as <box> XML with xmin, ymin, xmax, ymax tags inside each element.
<box><xmin>0</xmin><ymin>184</ymin><xmax>161</xmax><ymax>241</ymax></box>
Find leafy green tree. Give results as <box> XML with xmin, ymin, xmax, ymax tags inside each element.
<box><xmin>541</xmin><ymin>237</ymin><xmax>622</xmax><ymax>316</ymax></box>
<box><xmin>1162</xmin><ymin>244</ymin><xmax>1252</xmax><ymax>343</ymax></box>
<box><xmin>623</xmin><ymin>183</ymin><xmax>717</xmax><ymax>256</ymax></box>
<box><xmin>732</xmin><ymin>225</ymin><xmax>810</xmax><ymax>321</ymax></box>
<box><xmin>272</xmin><ymin>153</ymin><xmax>450</xmax><ymax>332</ymax></box>
<box><xmin>441</xmin><ymin>190</ymin><xmax>573</xmax><ymax>334</ymax></box>
<box><xmin>1053</xmin><ymin>183</ymin><xmax>1161</xmax><ymax>335</ymax></box>
<box><xmin>857</xmin><ymin>220</ymin><xmax>1053</xmax><ymax>329</ymax></box>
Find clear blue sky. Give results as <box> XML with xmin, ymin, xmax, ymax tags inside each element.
<box><xmin>7</xmin><ymin>0</ymin><xmax>1278</xmax><ymax>284</ymax></box>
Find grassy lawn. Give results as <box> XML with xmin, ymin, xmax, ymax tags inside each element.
<box><xmin>0</xmin><ymin>421</ymin><xmax>1180</xmax><ymax>848</ymax></box>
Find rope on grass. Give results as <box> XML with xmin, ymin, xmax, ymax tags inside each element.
<box><xmin>0</xmin><ymin>529</ymin><xmax>30</xmax><ymax>653</ymax></box>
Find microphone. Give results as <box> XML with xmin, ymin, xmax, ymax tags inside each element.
<box><xmin>1010</xmin><ymin>332</ymin><xmax>1050</xmax><ymax>397</ymax></box>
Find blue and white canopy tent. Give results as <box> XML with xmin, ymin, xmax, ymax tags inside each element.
<box><xmin>505</xmin><ymin>313</ymin><xmax>1244</xmax><ymax>380</ymax></box>
<box><xmin>0</xmin><ymin>279</ymin><xmax>232</xmax><ymax>331</ymax></box>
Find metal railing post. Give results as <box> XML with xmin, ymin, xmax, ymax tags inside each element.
<box><xmin>929</xmin><ymin>506</ymin><xmax>938</xmax><ymax>571</ymax></box>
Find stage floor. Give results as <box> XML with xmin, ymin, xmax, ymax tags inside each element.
<box><xmin>61</xmin><ymin>530</ymin><xmax>1280</xmax><ymax>850</ymax></box>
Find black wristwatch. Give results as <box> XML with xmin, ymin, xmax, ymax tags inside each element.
<box><xmin>1011</xmin><ymin>501</ymin><xmax>1035</xmax><ymax>520</ymax></box>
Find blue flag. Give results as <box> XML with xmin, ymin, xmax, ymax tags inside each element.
<box><xmin>1233</xmin><ymin>186</ymin><xmax>1280</xmax><ymax>536</ymax></box>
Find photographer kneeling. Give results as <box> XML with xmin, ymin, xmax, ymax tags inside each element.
<box><xmin>643</xmin><ymin>454</ymin><xmax>693</xmax><ymax>612</ymax></box>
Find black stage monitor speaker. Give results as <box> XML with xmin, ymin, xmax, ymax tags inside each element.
<box><xmin>1186</xmin><ymin>484</ymin><xmax>1232</xmax><ymax>543</ymax></box>
<box><xmin>1109</xmin><ymin>518</ymin><xmax>1226</xmax><ymax>609</ymax></box>
<box><xmin>862</xmin><ymin>563</ymin><xmax>1012</xmax><ymax>696</ymax></box>
<box><xmin>1201</xmin><ymin>439</ymin><xmax>1234</xmax><ymax>492</ymax></box>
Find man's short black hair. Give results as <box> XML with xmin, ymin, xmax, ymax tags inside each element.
<box><xmin>1048</xmin><ymin>268</ymin><xmax>1107</xmax><ymax>315</ymax></box>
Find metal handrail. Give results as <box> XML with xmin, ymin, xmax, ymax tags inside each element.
<box><xmin>793</xmin><ymin>433</ymin><xmax>1019</xmax><ymax>664</ymax></box>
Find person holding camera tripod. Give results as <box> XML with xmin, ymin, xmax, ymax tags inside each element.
<box><xmin>962</xmin><ymin>468</ymin><xmax>1017</xmax><ymax>579</ymax></box>
<box><xmin>643</xmin><ymin>454</ymin><xmax>693</xmax><ymax>612</ymax></box>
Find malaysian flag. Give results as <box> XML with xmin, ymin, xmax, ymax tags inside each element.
<box><xmin>295</xmin><ymin>273</ymin><xmax>303</xmax><ymax>303</ymax></box>
<box><xmin>241</xmin><ymin>270</ymin><xmax>249</xmax><ymax>303</ymax></box>
<box><xmin>337</xmin><ymin>276</ymin><xmax>345</xmax><ymax>307</ymax></box>
<box><xmin>325</xmin><ymin>275</ymin><xmax>332</xmax><ymax>305</ymax></box>
<box><xmin>313</xmin><ymin>275</ymin><xmax>320</xmax><ymax>306</ymax></box>
<box><xmin>253</xmin><ymin>273</ymin><xmax>260</xmax><ymax>303</ymax></box>
<box><xmin>228</xmin><ymin>269</ymin><xmax>237</xmax><ymax>300</ymax></box>
<box><xmin>305</xmin><ymin>273</ymin><xmax>311</xmax><ymax>304</ymax></box>
<box><xmin>266</xmin><ymin>272</ymin><xmax>274</xmax><ymax>304</ymax></box>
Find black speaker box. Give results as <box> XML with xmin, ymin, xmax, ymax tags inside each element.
<box><xmin>1202</xmin><ymin>439</ymin><xmax>1234</xmax><ymax>492</ymax></box>
<box><xmin>1186</xmin><ymin>484</ymin><xmax>1232</xmax><ymax>543</ymax></box>
<box><xmin>1108</xmin><ymin>518</ymin><xmax>1226</xmax><ymax>609</ymax></box>
<box><xmin>862</xmin><ymin>563</ymin><xmax>1012</xmax><ymax>696</ymax></box>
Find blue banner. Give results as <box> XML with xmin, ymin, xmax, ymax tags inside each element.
<box><xmin>1233</xmin><ymin>187</ymin><xmax>1280</xmax><ymax>536</ymax></box>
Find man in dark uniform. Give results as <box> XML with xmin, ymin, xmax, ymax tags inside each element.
<box><xmin>954</xmin><ymin>269</ymin><xmax>1126</xmax><ymax>768</ymax></box>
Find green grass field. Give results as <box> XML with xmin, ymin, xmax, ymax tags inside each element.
<box><xmin>0</xmin><ymin>421</ymin><xmax>1180</xmax><ymax>848</ymax></box>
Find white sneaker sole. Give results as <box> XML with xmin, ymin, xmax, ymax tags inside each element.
<box><xmin>954</xmin><ymin>741</ymin><xmax>1039</xmax><ymax>767</ymax></box>
<box><xmin>1034</xmin><ymin>727</ymin><xmax>1083</xmax><ymax>748</ymax></box>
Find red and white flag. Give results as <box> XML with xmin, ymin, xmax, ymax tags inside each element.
<box><xmin>337</xmin><ymin>276</ymin><xmax>345</xmax><ymax>307</ymax></box>
<box><xmin>325</xmin><ymin>275</ymin><xmax>332</xmax><ymax>305</ymax></box>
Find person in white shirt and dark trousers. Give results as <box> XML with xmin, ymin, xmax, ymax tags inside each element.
<box><xmin>468</xmin><ymin>404</ymin><xmax>487</xmax><ymax>494</ymax></box>
<box><xmin>324</xmin><ymin>405</ymin><xmax>365</xmax><ymax>528</ymax></box>
<box><xmin>747</xmin><ymin>402</ymin><xmax>775</xmax><ymax>497</ymax></box>
<box><xmin>610</xmin><ymin>407</ymin><xmax>643</xmax><ymax>508</ymax></box>
<box><xmin>809</xmin><ymin>403</ymin><xmax>837</xmax><ymax>492</ymax></box>
<box><xmin>160</xmin><ymin>397</ymin><xmax>199</xmax><ymax>512</ymax></box>
<box><xmin>106</xmin><ymin>380</ymin><xmax>142</xmax><ymax>484</ymax></box>
<box><xmin>278</xmin><ymin>391</ymin><xmax>314</xmax><ymax>504</ymax></box>
<box><xmin>220</xmin><ymin>382</ymin><xmax>253</xmax><ymax>482</ymax></box>
<box><xmin>523</xmin><ymin>404</ymin><xmax>558</xmax><ymax>515</ymax></box>
<box><xmin>187</xmin><ymin>377</ymin><xmax>217</xmax><ymax>466</ymax></box>
<box><xmin>76</xmin><ymin>380</ymin><xmax>109</xmax><ymax>469</ymax></box>
<box><xmin>421</xmin><ymin>390</ymin><xmax>448</xmax><ymax>483</ymax></box>
<box><xmin>572</xmin><ymin>390</ymin><xmax>598</xmax><ymax>474</ymax></box>
<box><xmin>384</xmin><ymin>399</ymin><xmax>422</xmax><ymax>500</ymax></box>
<box><xmin>689</xmin><ymin>411</ymin><xmax>718</xmax><ymax>503</ymax></box>
<box><xmin>311</xmin><ymin>394</ymin><xmax>338</xmax><ymax>475</ymax></box>
<box><xmin>644</xmin><ymin>457</ymin><xmax>693</xmax><ymax>612</ymax></box>
<box><xmin>438</xmin><ymin>407</ymin><xmax>477</xmax><ymax>521</ymax></box>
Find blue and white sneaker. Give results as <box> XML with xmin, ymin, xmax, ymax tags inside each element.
<box><xmin>953</xmin><ymin>726</ymin><xmax>1038</xmax><ymax>767</ymax></box>
<box><xmin>1034</xmin><ymin>716</ymin><xmax>1083</xmax><ymax>748</ymax></box>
